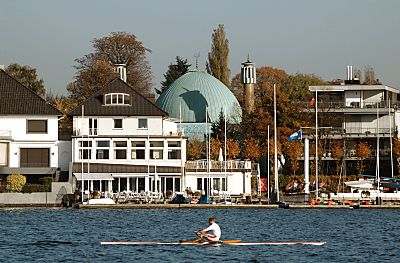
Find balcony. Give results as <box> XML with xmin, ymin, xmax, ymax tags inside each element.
<box><xmin>185</xmin><ymin>160</ymin><xmax>253</xmax><ymax>172</ymax></box>
<box><xmin>301</xmin><ymin>100</ymin><xmax>398</xmax><ymax>114</ymax></box>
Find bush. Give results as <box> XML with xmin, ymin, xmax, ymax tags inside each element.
<box><xmin>22</xmin><ymin>184</ymin><xmax>49</xmax><ymax>193</ymax></box>
<box><xmin>6</xmin><ymin>174</ymin><xmax>26</xmax><ymax>192</ymax></box>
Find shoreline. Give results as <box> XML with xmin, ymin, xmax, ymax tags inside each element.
<box><xmin>2</xmin><ymin>203</ymin><xmax>400</xmax><ymax>209</ymax></box>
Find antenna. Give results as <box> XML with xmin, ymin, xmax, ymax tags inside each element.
<box><xmin>193</xmin><ymin>52</ymin><xmax>200</xmax><ymax>69</ymax></box>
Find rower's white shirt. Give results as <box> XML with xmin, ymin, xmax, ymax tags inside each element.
<box><xmin>202</xmin><ymin>223</ymin><xmax>221</xmax><ymax>240</ymax></box>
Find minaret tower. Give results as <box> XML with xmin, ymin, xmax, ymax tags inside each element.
<box><xmin>241</xmin><ymin>57</ymin><xmax>256</xmax><ymax>113</ymax></box>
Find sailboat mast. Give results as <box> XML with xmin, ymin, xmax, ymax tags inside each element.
<box><xmin>315</xmin><ymin>90</ymin><xmax>319</xmax><ymax>198</ymax></box>
<box><xmin>267</xmin><ymin>125</ymin><xmax>270</xmax><ymax>203</ymax></box>
<box><xmin>389</xmin><ymin>98</ymin><xmax>394</xmax><ymax>178</ymax></box>
<box><xmin>377</xmin><ymin>102</ymin><xmax>380</xmax><ymax>191</ymax></box>
<box><xmin>274</xmin><ymin>84</ymin><xmax>279</xmax><ymax>202</ymax></box>
<box><xmin>81</xmin><ymin>105</ymin><xmax>84</xmax><ymax>203</ymax></box>
<box><xmin>224</xmin><ymin>107</ymin><xmax>227</xmax><ymax>193</ymax></box>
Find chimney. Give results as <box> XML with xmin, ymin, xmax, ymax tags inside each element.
<box><xmin>346</xmin><ymin>65</ymin><xmax>353</xmax><ymax>81</ymax></box>
<box><xmin>114</xmin><ymin>64</ymin><xmax>127</xmax><ymax>82</ymax></box>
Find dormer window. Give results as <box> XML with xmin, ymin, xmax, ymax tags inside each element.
<box><xmin>104</xmin><ymin>93</ymin><xmax>130</xmax><ymax>105</ymax></box>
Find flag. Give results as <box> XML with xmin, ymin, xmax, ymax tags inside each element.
<box><xmin>277</xmin><ymin>154</ymin><xmax>285</xmax><ymax>171</ymax></box>
<box><xmin>309</xmin><ymin>97</ymin><xmax>315</xmax><ymax>106</ymax></box>
<box><xmin>288</xmin><ymin>130</ymin><xmax>302</xmax><ymax>141</ymax></box>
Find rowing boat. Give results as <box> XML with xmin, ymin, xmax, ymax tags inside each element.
<box><xmin>100</xmin><ymin>240</ymin><xmax>326</xmax><ymax>246</ymax></box>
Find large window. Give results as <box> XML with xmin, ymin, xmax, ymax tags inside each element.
<box><xmin>167</xmin><ymin>140</ymin><xmax>181</xmax><ymax>159</ymax></box>
<box><xmin>20</xmin><ymin>148</ymin><xmax>50</xmax><ymax>167</ymax></box>
<box><xmin>104</xmin><ymin>93</ymin><xmax>130</xmax><ymax>105</ymax></box>
<box><xmin>27</xmin><ymin>120</ymin><xmax>47</xmax><ymax>134</ymax></box>
<box><xmin>114</xmin><ymin>141</ymin><xmax>127</xmax><ymax>159</ymax></box>
<box><xmin>131</xmin><ymin>141</ymin><xmax>146</xmax><ymax>160</ymax></box>
<box><xmin>78</xmin><ymin>140</ymin><xmax>92</xmax><ymax>160</ymax></box>
<box><xmin>150</xmin><ymin>140</ymin><xmax>163</xmax><ymax>160</ymax></box>
<box><xmin>89</xmin><ymin>118</ymin><xmax>98</xmax><ymax>135</ymax></box>
<box><xmin>96</xmin><ymin>140</ymin><xmax>110</xmax><ymax>160</ymax></box>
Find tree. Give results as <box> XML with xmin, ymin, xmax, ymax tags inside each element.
<box><xmin>226</xmin><ymin>139</ymin><xmax>240</xmax><ymax>160</ymax></box>
<box><xmin>69</xmin><ymin>32</ymin><xmax>152</xmax><ymax>103</ymax></box>
<box><xmin>355</xmin><ymin>141</ymin><xmax>372</xmax><ymax>175</ymax></box>
<box><xmin>363</xmin><ymin>65</ymin><xmax>380</xmax><ymax>85</ymax></box>
<box><xmin>186</xmin><ymin>138</ymin><xmax>205</xmax><ymax>160</ymax></box>
<box><xmin>5</xmin><ymin>63</ymin><xmax>45</xmax><ymax>96</ymax></box>
<box><xmin>331</xmin><ymin>140</ymin><xmax>344</xmax><ymax>177</ymax></box>
<box><xmin>206</xmin><ymin>24</ymin><xmax>231</xmax><ymax>89</ymax></box>
<box><xmin>210</xmin><ymin>138</ymin><xmax>222</xmax><ymax>160</ymax></box>
<box><xmin>283</xmin><ymin>140</ymin><xmax>303</xmax><ymax>175</ymax></box>
<box><xmin>158</xmin><ymin>56</ymin><xmax>190</xmax><ymax>94</ymax></box>
<box><xmin>47</xmin><ymin>95</ymin><xmax>77</xmax><ymax>134</ymax></box>
<box><xmin>243</xmin><ymin>138</ymin><xmax>262</xmax><ymax>162</ymax></box>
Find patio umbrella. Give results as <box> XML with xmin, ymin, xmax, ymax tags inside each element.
<box><xmin>218</xmin><ymin>148</ymin><xmax>224</xmax><ymax>162</ymax></box>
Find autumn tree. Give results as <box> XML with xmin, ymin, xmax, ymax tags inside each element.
<box><xmin>5</xmin><ymin>63</ymin><xmax>45</xmax><ymax>96</ymax></box>
<box><xmin>355</xmin><ymin>141</ymin><xmax>372</xmax><ymax>175</ymax></box>
<box><xmin>243</xmin><ymin>138</ymin><xmax>262</xmax><ymax>162</ymax></box>
<box><xmin>283</xmin><ymin>140</ymin><xmax>303</xmax><ymax>175</ymax></box>
<box><xmin>226</xmin><ymin>139</ymin><xmax>240</xmax><ymax>160</ymax></box>
<box><xmin>331</xmin><ymin>140</ymin><xmax>344</xmax><ymax>177</ymax></box>
<box><xmin>47</xmin><ymin>95</ymin><xmax>77</xmax><ymax>134</ymax></box>
<box><xmin>392</xmin><ymin>138</ymin><xmax>400</xmax><ymax>175</ymax></box>
<box><xmin>186</xmin><ymin>138</ymin><xmax>205</xmax><ymax>160</ymax></box>
<box><xmin>206</xmin><ymin>24</ymin><xmax>230</xmax><ymax>89</ymax></box>
<box><xmin>210</xmin><ymin>138</ymin><xmax>222</xmax><ymax>160</ymax></box>
<box><xmin>158</xmin><ymin>56</ymin><xmax>191</xmax><ymax>94</ymax></box>
<box><xmin>69</xmin><ymin>32</ymin><xmax>152</xmax><ymax>103</ymax></box>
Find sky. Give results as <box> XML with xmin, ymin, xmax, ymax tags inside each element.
<box><xmin>1</xmin><ymin>0</ymin><xmax>400</xmax><ymax>96</ymax></box>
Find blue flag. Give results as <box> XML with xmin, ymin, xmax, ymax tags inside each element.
<box><xmin>288</xmin><ymin>130</ymin><xmax>302</xmax><ymax>141</ymax></box>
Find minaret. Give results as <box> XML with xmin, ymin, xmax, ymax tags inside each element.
<box><xmin>241</xmin><ymin>57</ymin><xmax>256</xmax><ymax>113</ymax></box>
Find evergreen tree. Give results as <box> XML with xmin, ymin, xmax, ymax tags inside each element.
<box><xmin>206</xmin><ymin>24</ymin><xmax>231</xmax><ymax>89</ymax></box>
<box><xmin>158</xmin><ymin>56</ymin><xmax>190</xmax><ymax>94</ymax></box>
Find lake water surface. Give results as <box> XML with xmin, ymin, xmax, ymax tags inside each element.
<box><xmin>0</xmin><ymin>208</ymin><xmax>399</xmax><ymax>262</ymax></box>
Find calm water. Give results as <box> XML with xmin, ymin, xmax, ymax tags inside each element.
<box><xmin>0</xmin><ymin>208</ymin><xmax>399</xmax><ymax>262</ymax></box>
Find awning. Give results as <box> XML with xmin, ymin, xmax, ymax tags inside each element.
<box><xmin>73</xmin><ymin>173</ymin><xmax>114</xmax><ymax>181</ymax></box>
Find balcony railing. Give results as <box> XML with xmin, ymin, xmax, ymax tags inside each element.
<box><xmin>185</xmin><ymin>160</ymin><xmax>252</xmax><ymax>171</ymax></box>
<box><xmin>299</xmin><ymin>100</ymin><xmax>400</xmax><ymax>110</ymax></box>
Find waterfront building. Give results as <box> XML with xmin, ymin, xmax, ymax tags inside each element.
<box><xmin>307</xmin><ymin>67</ymin><xmax>400</xmax><ymax>176</ymax></box>
<box><xmin>0</xmin><ymin>69</ymin><xmax>62</xmax><ymax>191</ymax></box>
<box><xmin>68</xmin><ymin>73</ymin><xmax>187</xmax><ymax>196</ymax></box>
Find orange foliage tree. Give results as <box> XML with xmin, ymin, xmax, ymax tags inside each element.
<box><xmin>355</xmin><ymin>141</ymin><xmax>372</xmax><ymax>175</ymax></box>
<box><xmin>186</xmin><ymin>138</ymin><xmax>205</xmax><ymax>161</ymax></box>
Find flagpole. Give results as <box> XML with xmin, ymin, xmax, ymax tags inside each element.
<box><xmin>267</xmin><ymin>125</ymin><xmax>270</xmax><ymax>204</ymax></box>
<box><xmin>274</xmin><ymin>84</ymin><xmax>279</xmax><ymax>202</ymax></box>
<box><xmin>315</xmin><ymin>89</ymin><xmax>319</xmax><ymax>199</ymax></box>
<box><xmin>81</xmin><ymin>105</ymin><xmax>84</xmax><ymax>203</ymax></box>
<box><xmin>224</xmin><ymin>107</ymin><xmax>227</xmax><ymax>194</ymax></box>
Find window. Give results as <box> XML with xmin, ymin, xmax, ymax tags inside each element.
<box><xmin>150</xmin><ymin>140</ymin><xmax>163</xmax><ymax>159</ymax></box>
<box><xmin>89</xmin><ymin>118</ymin><xmax>98</xmax><ymax>135</ymax></box>
<box><xmin>113</xmin><ymin>119</ymin><xmax>123</xmax><ymax>129</ymax></box>
<box><xmin>138</xmin><ymin>118</ymin><xmax>148</xmax><ymax>129</ymax></box>
<box><xmin>131</xmin><ymin>141</ymin><xmax>146</xmax><ymax>160</ymax></box>
<box><xmin>20</xmin><ymin>148</ymin><xmax>49</xmax><ymax>167</ymax></box>
<box><xmin>168</xmin><ymin>149</ymin><xmax>181</xmax><ymax>159</ymax></box>
<box><xmin>27</xmin><ymin>120</ymin><xmax>48</xmax><ymax>133</ymax></box>
<box><xmin>114</xmin><ymin>141</ymin><xmax>127</xmax><ymax>159</ymax></box>
<box><xmin>96</xmin><ymin>140</ymin><xmax>110</xmax><ymax>160</ymax></box>
<box><xmin>168</xmin><ymin>141</ymin><xmax>180</xmax><ymax>147</ymax></box>
<box><xmin>104</xmin><ymin>93</ymin><xmax>130</xmax><ymax>105</ymax></box>
<box><xmin>96</xmin><ymin>149</ymin><xmax>109</xmax><ymax>159</ymax></box>
<box><xmin>78</xmin><ymin>140</ymin><xmax>92</xmax><ymax>160</ymax></box>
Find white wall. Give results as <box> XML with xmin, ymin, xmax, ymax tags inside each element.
<box><xmin>58</xmin><ymin>141</ymin><xmax>72</xmax><ymax>171</ymax></box>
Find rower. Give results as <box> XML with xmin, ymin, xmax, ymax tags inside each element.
<box><xmin>195</xmin><ymin>216</ymin><xmax>221</xmax><ymax>242</ymax></box>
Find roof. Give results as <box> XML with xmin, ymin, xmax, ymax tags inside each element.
<box><xmin>69</xmin><ymin>78</ymin><xmax>168</xmax><ymax>117</ymax></box>
<box><xmin>155</xmin><ymin>70</ymin><xmax>241</xmax><ymax>123</ymax></box>
<box><xmin>309</xmin><ymin>84</ymin><xmax>400</xmax><ymax>94</ymax></box>
<box><xmin>0</xmin><ymin>69</ymin><xmax>61</xmax><ymax>115</ymax></box>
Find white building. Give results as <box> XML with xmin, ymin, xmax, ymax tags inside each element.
<box><xmin>0</xmin><ymin>69</ymin><xmax>62</xmax><ymax>190</ymax></box>
<box><xmin>68</xmin><ymin>77</ymin><xmax>187</xmax><ymax>195</ymax></box>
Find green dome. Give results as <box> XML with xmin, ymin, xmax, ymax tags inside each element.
<box><xmin>156</xmin><ymin>70</ymin><xmax>241</xmax><ymax>123</ymax></box>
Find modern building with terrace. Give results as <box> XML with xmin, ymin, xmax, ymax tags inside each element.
<box><xmin>306</xmin><ymin>69</ymin><xmax>399</xmax><ymax>176</ymax></box>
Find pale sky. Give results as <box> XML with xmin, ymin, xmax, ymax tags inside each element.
<box><xmin>1</xmin><ymin>0</ymin><xmax>399</xmax><ymax>95</ymax></box>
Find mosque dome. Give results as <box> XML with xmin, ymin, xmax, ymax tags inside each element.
<box><xmin>155</xmin><ymin>70</ymin><xmax>241</xmax><ymax>123</ymax></box>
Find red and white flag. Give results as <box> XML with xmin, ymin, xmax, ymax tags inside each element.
<box><xmin>309</xmin><ymin>97</ymin><xmax>315</xmax><ymax>106</ymax></box>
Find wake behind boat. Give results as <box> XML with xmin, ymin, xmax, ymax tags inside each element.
<box><xmin>100</xmin><ymin>240</ymin><xmax>326</xmax><ymax>246</ymax></box>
